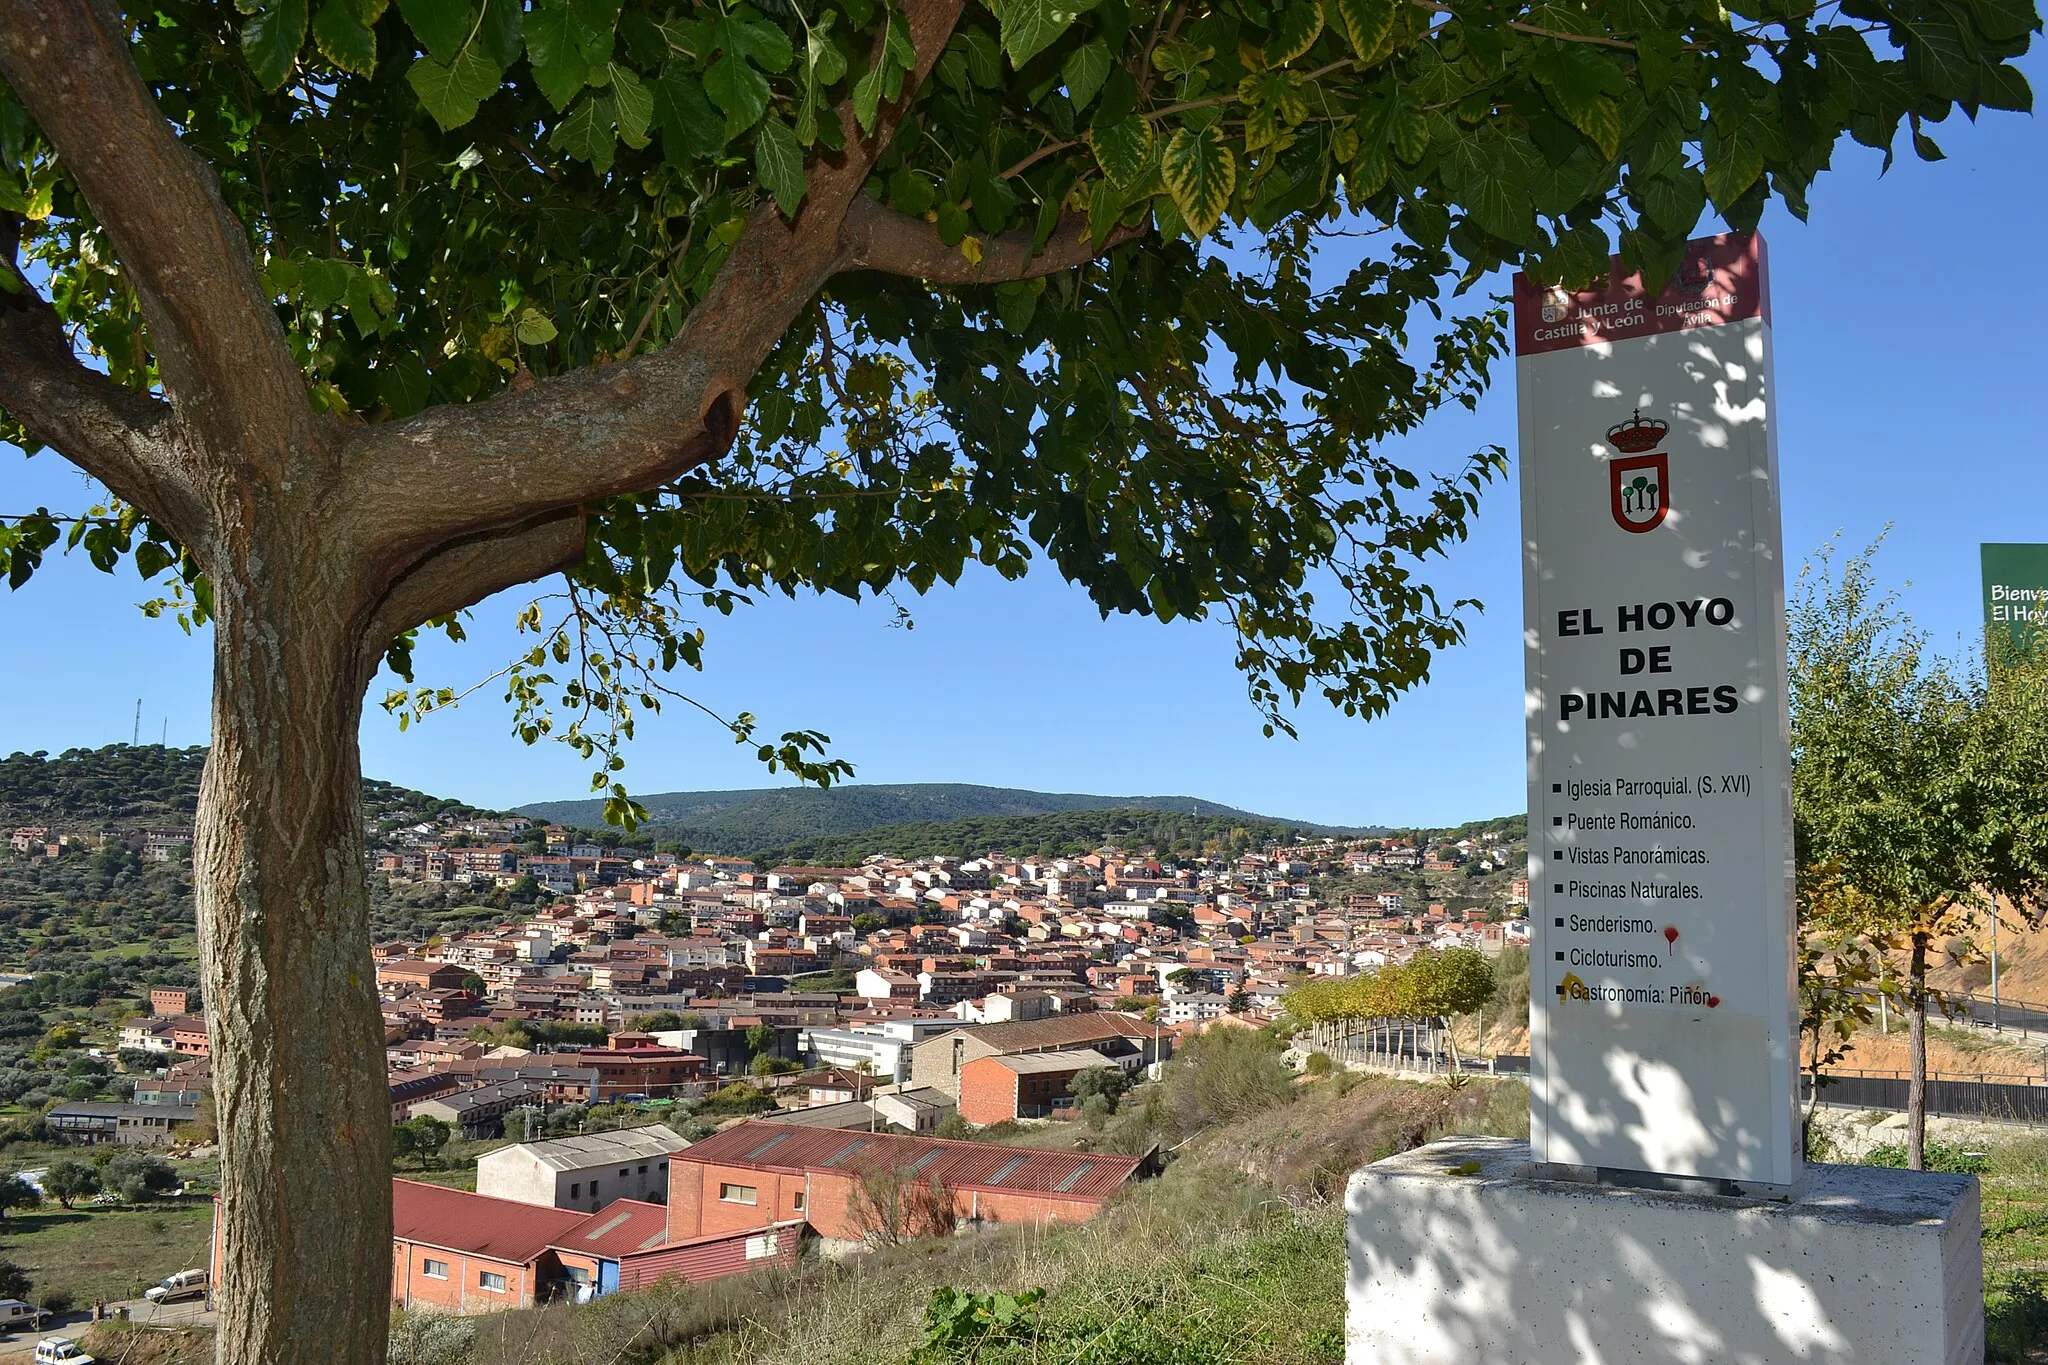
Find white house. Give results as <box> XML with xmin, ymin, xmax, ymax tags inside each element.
<box><xmin>473</xmin><ymin>1123</ymin><xmax>690</xmax><ymax>1213</ymax></box>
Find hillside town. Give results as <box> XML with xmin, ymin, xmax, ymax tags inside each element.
<box><xmin>20</xmin><ymin>809</ymin><xmax>1527</xmax><ymax>1320</ymax></box>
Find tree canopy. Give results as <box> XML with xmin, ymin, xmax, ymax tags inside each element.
<box><xmin>1790</xmin><ymin>538</ymin><xmax>2048</xmax><ymax>1166</ymax></box>
<box><xmin>5</xmin><ymin>0</ymin><xmax>2031</xmax><ymax>815</ymax></box>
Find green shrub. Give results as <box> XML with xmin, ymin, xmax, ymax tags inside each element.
<box><xmin>1861</xmin><ymin>1140</ymin><xmax>1989</xmax><ymax>1174</ymax></box>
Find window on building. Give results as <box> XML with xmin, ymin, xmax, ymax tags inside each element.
<box><xmin>421</xmin><ymin>1259</ymin><xmax>448</xmax><ymax>1279</ymax></box>
<box><xmin>570</xmin><ymin>1182</ymin><xmax>580</xmax><ymax>1199</ymax></box>
<box><xmin>745</xmin><ymin>1232</ymin><xmax>780</xmax><ymax>1260</ymax></box>
<box><xmin>638</xmin><ymin>1164</ymin><xmax>648</xmax><ymax>1174</ymax></box>
<box><xmin>792</xmin><ymin>1190</ymin><xmax>805</xmax><ymax>1210</ymax></box>
<box><xmin>478</xmin><ymin>1271</ymin><xmax>508</xmax><ymax>1292</ymax></box>
<box><xmin>719</xmin><ymin>1182</ymin><xmax>758</xmax><ymax>1205</ymax></box>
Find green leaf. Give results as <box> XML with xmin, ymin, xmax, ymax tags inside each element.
<box><xmin>852</xmin><ymin>57</ymin><xmax>887</xmax><ymax>133</ymax></box>
<box><xmin>652</xmin><ymin>63</ymin><xmax>728</xmax><ymax>157</ymax></box>
<box><xmin>1086</xmin><ymin>175</ymin><xmax>1125</xmax><ymax>247</ymax></box>
<box><xmin>935</xmin><ymin>200</ymin><xmax>970</xmax><ymax>245</ymax></box>
<box><xmin>808</xmin><ymin>24</ymin><xmax>849</xmax><ymax>87</ymax></box>
<box><xmin>525</xmin><ymin>3</ymin><xmax>594</xmax><ymax>109</ymax></box>
<box><xmin>569</xmin><ymin>0</ymin><xmax>622</xmax><ymax>62</ymax></box>
<box><xmin>1702</xmin><ymin>125</ymin><xmax>1765</xmax><ymax>211</ymax></box>
<box><xmin>705</xmin><ymin>53</ymin><xmax>772</xmax><ymax>135</ymax></box>
<box><xmin>1569</xmin><ymin>97</ymin><xmax>1621</xmax><ymax>160</ymax></box>
<box><xmin>478</xmin><ymin>0</ymin><xmax>524</xmax><ymax>69</ymax></box>
<box><xmin>1389</xmin><ymin>99</ymin><xmax>1428</xmax><ymax>163</ymax></box>
<box><xmin>754</xmin><ymin>117</ymin><xmax>808</xmax><ymax>218</ymax></box>
<box><xmin>396</xmin><ymin>0</ymin><xmax>473</xmax><ymax>64</ymax></box>
<box><xmin>1329</xmin><ymin>0</ymin><xmax>1394</xmax><ymax>63</ymax></box>
<box><xmin>312</xmin><ymin>0</ymin><xmax>378</xmax><ymax>74</ymax></box>
<box><xmin>1635</xmin><ymin>29</ymin><xmax>1680</xmax><ymax>98</ymax></box>
<box><xmin>408</xmin><ymin>47</ymin><xmax>503</xmax><ymax>129</ymax></box>
<box><xmin>515</xmin><ymin>307</ymin><xmax>559</xmax><ymax>345</ymax></box>
<box><xmin>1531</xmin><ymin>41</ymin><xmax>1625</xmax><ymax>156</ymax></box>
<box><xmin>1062</xmin><ymin>40</ymin><xmax>1112</xmax><ymax>110</ymax></box>
<box><xmin>1088</xmin><ymin>113</ymin><xmax>1153</xmax><ymax>186</ymax></box>
<box><xmin>1160</xmin><ymin>124</ymin><xmax>1235</xmax><ymax>238</ymax></box>
<box><xmin>993</xmin><ymin>0</ymin><xmax>1098</xmax><ymax>71</ymax></box>
<box><xmin>957</xmin><ymin>29</ymin><xmax>1003</xmax><ymax>87</ymax></box>
<box><xmin>1638</xmin><ymin>168</ymin><xmax>1705</xmax><ymax>237</ymax></box>
<box><xmin>1264</xmin><ymin>0</ymin><xmax>1324</xmax><ymax>67</ymax></box>
<box><xmin>242</xmin><ymin>0</ymin><xmax>309</xmax><ymax>90</ymax></box>
<box><xmin>887</xmin><ymin>168</ymin><xmax>936</xmax><ymax>217</ymax></box>
<box><xmin>610</xmin><ymin>64</ymin><xmax>653</xmax><ymax>147</ymax></box>
<box><xmin>714</xmin><ymin>12</ymin><xmax>795</xmax><ymax>72</ymax></box>
<box><xmin>549</xmin><ymin>93</ymin><xmax>619</xmax><ymax>172</ymax></box>
<box><xmin>1898</xmin><ymin>15</ymin><xmax>1976</xmax><ymax>102</ymax></box>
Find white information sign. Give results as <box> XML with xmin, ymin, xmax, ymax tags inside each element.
<box><xmin>1516</xmin><ymin>234</ymin><xmax>1799</xmax><ymax>1188</ymax></box>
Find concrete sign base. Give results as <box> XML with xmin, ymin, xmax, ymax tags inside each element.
<box><xmin>1347</xmin><ymin>1136</ymin><xmax>1982</xmax><ymax>1365</ymax></box>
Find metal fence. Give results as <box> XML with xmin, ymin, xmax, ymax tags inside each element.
<box><xmin>1805</xmin><ymin>1069</ymin><xmax>2048</xmax><ymax>1122</ymax></box>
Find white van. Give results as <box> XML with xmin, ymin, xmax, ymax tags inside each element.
<box><xmin>0</xmin><ymin>1299</ymin><xmax>42</xmax><ymax>1330</ymax></box>
<box><xmin>34</xmin><ymin>1339</ymin><xmax>94</xmax><ymax>1365</ymax></box>
<box><xmin>144</xmin><ymin>1268</ymin><xmax>208</xmax><ymax>1303</ymax></box>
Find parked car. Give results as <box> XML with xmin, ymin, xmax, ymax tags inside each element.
<box><xmin>33</xmin><ymin>1338</ymin><xmax>92</xmax><ymax>1365</ymax></box>
<box><xmin>0</xmin><ymin>1299</ymin><xmax>43</xmax><ymax>1332</ymax></box>
<box><xmin>144</xmin><ymin>1268</ymin><xmax>209</xmax><ymax>1304</ymax></box>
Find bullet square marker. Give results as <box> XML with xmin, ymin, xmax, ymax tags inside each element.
<box><xmin>1553</xmin><ymin>885</ymin><xmax>1563</xmax><ymax>894</ymax></box>
<box><xmin>1551</xmin><ymin>851</ymin><xmax>1561</xmax><ymax>861</ymax></box>
<box><xmin>1555</xmin><ymin>983</ymin><xmax>1566</xmax><ymax>997</ymax></box>
<box><xmin>1552</xmin><ymin>783</ymin><xmax>1561</xmax><ymax>793</ymax></box>
<box><xmin>1555</xmin><ymin>951</ymin><xmax>1564</xmax><ymax>961</ymax></box>
<box><xmin>1553</xmin><ymin>917</ymin><xmax>1563</xmax><ymax>927</ymax></box>
<box><xmin>1552</xmin><ymin>816</ymin><xmax>1563</xmax><ymax>827</ymax></box>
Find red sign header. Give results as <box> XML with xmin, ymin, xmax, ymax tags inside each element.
<box><xmin>1512</xmin><ymin>233</ymin><xmax>1768</xmax><ymax>357</ymax></box>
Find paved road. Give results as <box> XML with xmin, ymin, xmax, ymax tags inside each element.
<box><xmin>0</xmin><ymin>1295</ymin><xmax>214</xmax><ymax>1360</ymax></box>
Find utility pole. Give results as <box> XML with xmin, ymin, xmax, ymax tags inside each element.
<box><xmin>132</xmin><ymin>698</ymin><xmax>141</xmax><ymax>746</ymax></box>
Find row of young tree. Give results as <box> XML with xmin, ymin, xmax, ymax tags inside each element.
<box><xmin>1791</xmin><ymin>539</ymin><xmax>2048</xmax><ymax>1170</ymax></box>
<box><xmin>1282</xmin><ymin>947</ymin><xmax>1497</xmax><ymax>1070</ymax></box>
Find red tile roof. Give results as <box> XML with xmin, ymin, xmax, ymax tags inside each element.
<box><xmin>549</xmin><ymin>1199</ymin><xmax>674</xmax><ymax>1259</ymax></box>
<box><xmin>944</xmin><ymin>1012</ymin><xmax>1155</xmax><ymax>1052</ymax></box>
<box><xmin>676</xmin><ymin>1121</ymin><xmax>1143</xmax><ymax>1202</ymax></box>
<box><xmin>392</xmin><ymin>1180</ymin><xmax>588</xmax><ymax>1264</ymax></box>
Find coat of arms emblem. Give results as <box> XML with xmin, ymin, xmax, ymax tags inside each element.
<box><xmin>1606</xmin><ymin>409</ymin><xmax>1670</xmax><ymax>534</ymax></box>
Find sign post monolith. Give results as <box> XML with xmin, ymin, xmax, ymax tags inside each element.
<box><xmin>1345</xmin><ymin>233</ymin><xmax>1984</xmax><ymax>1365</ymax></box>
<box><xmin>1516</xmin><ymin>232</ymin><xmax>1799</xmax><ymax>1189</ymax></box>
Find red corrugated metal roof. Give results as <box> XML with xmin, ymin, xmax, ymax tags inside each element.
<box><xmin>548</xmin><ymin>1199</ymin><xmax>672</xmax><ymax>1259</ymax></box>
<box><xmin>392</xmin><ymin>1180</ymin><xmax>588</xmax><ymax>1264</ymax></box>
<box><xmin>617</xmin><ymin>1219</ymin><xmax>808</xmax><ymax>1291</ymax></box>
<box><xmin>676</xmin><ymin>1121</ymin><xmax>1142</xmax><ymax>1201</ymax></box>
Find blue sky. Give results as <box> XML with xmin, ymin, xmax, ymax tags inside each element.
<box><xmin>3</xmin><ymin>78</ymin><xmax>2042</xmax><ymax>829</ymax></box>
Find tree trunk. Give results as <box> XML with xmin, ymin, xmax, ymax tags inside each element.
<box><xmin>195</xmin><ymin>534</ymin><xmax>392</xmax><ymax>1365</ymax></box>
<box><xmin>1908</xmin><ymin>932</ymin><xmax>1929</xmax><ymax>1171</ymax></box>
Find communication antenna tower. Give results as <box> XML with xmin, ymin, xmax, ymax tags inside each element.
<box><xmin>133</xmin><ymin>699</ymin><xmax>142</xmax><ymax>747</ymax></box>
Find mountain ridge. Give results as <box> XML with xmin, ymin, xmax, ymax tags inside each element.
<box><xmin>517</xmin><ymin>782</ymin><xmax>1374</xmax><ymax>854</ymax></box>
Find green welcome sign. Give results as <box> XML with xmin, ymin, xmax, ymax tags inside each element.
<box><xmin>1982</xmin><ymin>544</ymin><xmax>2048</xmax><ymax>657</ymax></box>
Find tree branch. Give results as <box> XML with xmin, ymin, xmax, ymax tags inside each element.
<box><xmin>0</xmin><ymin>0</ymin><xmax>313</xmax><ymax>471</ymax></box>
<box><xmin>360</xmin><ymin>510</ymin><xmax>588</xmax><ymax>678</ymax></box>
<box><xmin>340</xmin><ymin>0</ymin><xmax>969</xmax><ymax>572</ymax></box>
<box><xmin>0</xmin><ymin>247</ymin><xmax>206</xmax><ymax>543</ymax></box>
<box><xmin>841</xmin><ymin>197</ymin><xmax>1146</xmax><ymax>284</ymax></box>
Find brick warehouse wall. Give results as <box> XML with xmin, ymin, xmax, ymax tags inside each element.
<box><xmin>957</xmin><ymin>1057</ymin><xmax>1021</xmax><ymax>1125</ymax></box>
<box><xmin>391</xmin><ymin>1241</ymin><xmax>538</xmax><ymax>1315</ymax></box>
<box><xmin>667</xmin><ymin>1156</ymin><xmax>1113</xmax><ymax>1245</ymax></box>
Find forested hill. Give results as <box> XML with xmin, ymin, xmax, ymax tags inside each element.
<box><xmin>520</xmin><ymin>782</ymin><xmax>1360</xmax><ymax>853</ymax></box>
<box><xmin>751</xmin><ymin>807</ymin><xmax>1326</xmax><ymax>868</ymax></box>
<box><xmin>0</xmin><ymin>745</ymin><xmax>502</xmax><ymax>831</ymax></box>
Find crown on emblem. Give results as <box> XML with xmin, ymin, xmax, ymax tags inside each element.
<box><xmin>1606</xmin><ymin>409</ymin><xmax>1668</xmax><ymax>453</ymax></box>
